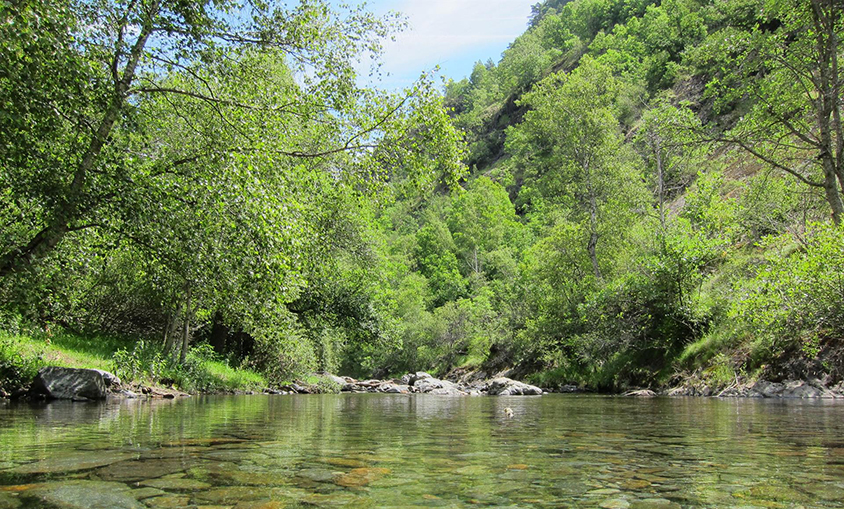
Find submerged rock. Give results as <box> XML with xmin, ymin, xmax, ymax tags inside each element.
<box><xmin>629</xmin><ymin>499</ymin><xmax>681</xmax><ymax>509</ymax></box>
<box><xmin>21</xmin><ymin>481</ymin><xmax>143</xmax><ymax>509</ymax></box>
<box><xmin>486</xmin><ymin>378</ymin><xmax>543</xmax><ymax>396</ymax></box>
<box><xmin>334</xmin><ymin>467</ymin><xmax>391</xmax><ymax>487</ymax></box>
<box><xmin>29</xmin><ymin>367</ymin><xmax>119</xmax><ymax>401</ymax></box>
<box><xmin>9</xmin><ymin>451</ymin><xmax>133</xmax><ymax>475</ymax></box>
<box><xmin>139</xmin><ymin>477</ymin><xmax>212</xmax><ymax>491</ymax></box>
<box><xmin>96</xmin><ymin>458</ymin><xmax>192</xmax><ymax>482</ymax></box>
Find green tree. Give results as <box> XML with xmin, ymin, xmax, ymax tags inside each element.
<box><xmin>446</xmin><ymin>177</ymin><xmax>525</xmax><ymax>277</ymax></box>
<box><xmin>635</xmin><ymin>101</ymin><xmax>702</xmax><ymax>227</ymax></box>
<box><xmin>0</xmin><ymin>0</ymin><xmax>459</xmax><ymax>278</ymax></box>
<box><xmin>507</xmin><ymin>57</ymin><xmax>646</xmax><ymax>280</ymax></box>
<box><xmin>695</xmin><ymin>0</ymin><xmax>844</xmax><ymax>223</ymax></box>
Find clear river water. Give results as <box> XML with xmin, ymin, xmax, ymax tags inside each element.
<box><xmin>1</xmin><ymin>394</ymin><xmax>843</xmax><ymax>508</ymax></box>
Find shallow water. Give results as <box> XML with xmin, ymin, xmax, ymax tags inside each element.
<box><xmin>1</xmin><ymin>394</ymin><xmax>843</xmax><ymax>508</ymax></box>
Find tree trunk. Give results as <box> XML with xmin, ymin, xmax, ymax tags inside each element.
<box><xmin>163</xmin><ymin>308</ymin><xmax>178</xmax><ymax>356</ymax></box>
<box><xmin>821</xmin><ymin>156</ymin><xmax>844</xmax><ymax>225</ymax></box>
<box><xmin>179</xmin><ymin>285</ymin><xmax>192</xmax><ymax>365</ymax></box>
<box><xmin>0</xmin><ymin>223</ymin><xmax>69</xmax><ymax>277</ymax></box>
<box><xmin>584</xmin><ymin>162</ymin><xmax>603</xmax><ymax>281</ymax></box>
<box><xmin>811</xmin><ymin>0</ymin><xmax>844</xmax><ymax>224</ymax></box>
<box><xmin>653</xmin><ymin>134</ymin><xmax>666</xmax><ymax>229</ymax></box>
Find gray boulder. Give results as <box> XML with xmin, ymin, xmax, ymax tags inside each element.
<box><xmin>486</xmin><ymin>377</ymin><xmax>543</xmax><ymax>396</ymax></box>
<box><xmin>30</xmin><ymin>367</ymin><xmax>118</xmax><ymax>400</ymax></box>
<box><xmin>752</xmin><ymin>380</ymin><xmax>784</xmax><ymax>398</ymax></box>
<box><xmin>377</xmin><ymin>383</ymin><xmax>411</xmax><ymax>394</ymax></box>
<box><xmin>401</xmin><ymin>371</ymin><xmax>433</xmax><ymax>386</ymax></box>
<box><xmin>320</xmin><ymin>372</ymin><xmax>348</xmax><ymax>387</ymax></box>
<box><xmin>414</xmin><ymin>377</ymin><xmax>466</xmax><ymax>395</ymax></box>
<box><xmin>93</xmin><ymin>369</ymin><xmax>121</xmax><ymax>387</ymax></box>
<box><xmin>428</xmin><ymin>386</ymin><xmax>467</xmax><ymax>396</ymax></box>
<box><xmin>781</xmin><ymin>380</ymin><xmax>834</xmax><ymax>398</ymax></box>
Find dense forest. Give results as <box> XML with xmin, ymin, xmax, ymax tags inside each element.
<box><xmin>1</xmin><ymin>0</ymin><xmax>843</xmax><ymax>393</ymax></box>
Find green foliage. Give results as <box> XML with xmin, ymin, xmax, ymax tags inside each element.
<box><xmin>414</xmin><ymin>219</ymin><xmax>467</xmax><ymax>306</ymax></box>
<box><xmin>0</xmin><ymin>332</ymin><xmax>45</xmax><ymax>393</ymax></box>
<box><xmin>112</xmin><ymin>340</ymin><xmax>167</xmax><ymax>384</ymax></box>
<box><xmin>682</xmin><ymin>169</ymin><xmax>739</xmax><ymax>239</ymax></box>
<box><xmin>4</xmin><ymin>0</ymin><xmax>843</xmax><ymax>393</ymax></box>
<box><xmin>691</xmin><ymin>0</ymin><xmax>844</xmax><ymax>222</ymax></box>
<box><xmin>112</xmin><ymin>340</ymin><xmax>264</xmax><ymax>392</ymax></box>
<box><xmin>249</xmin><ymin>324</ymin><xmax>318</xmax><ymax>387</ymax></box>
<box><xmin>731</xmin><ymin>223</ymin><xmax>844</xmax><ymax>368</ymax></box>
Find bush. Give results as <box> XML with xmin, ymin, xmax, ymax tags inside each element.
<box><xmin>112</xmin><ymin>340</ymin><xmax>263</xmax><ymax>392</ymax></box>
<box><xmin>731</xmin><ymin>222</ymin><xmax>844</xmax><ymax>371</ymax></box>
<box><xmin>250</xmin><ymin>327</ymin><xmax>317</xmax><ymax>387</ymax></box>
<box><xmin>0</xmin><ymin>333</ymin><xmax>45</xmax><ymax>393</ymax></box>
<box><xmin>112</xmin><ymin>340</ymin><xmax>167</xmax><ymax>383</ymax></box>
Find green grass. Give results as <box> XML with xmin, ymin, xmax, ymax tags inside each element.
<box><xmin>20</xmin><ymin>330</ymin><xmax>133</xmax><ymax>369</ymax></box>
<box><xmin>0</xmin><ymin>330</ymin><xmax>46</xmax><ymax>392</ymax></box>
<box><xmin>0</xmin><ymin>328</ymin><xmax>266</xmax><ymax>393</ymax></box>
<box><xmin>201</xmin><ymin>359</ymin><xmax>266</xmax><ymax>391</ymax></box>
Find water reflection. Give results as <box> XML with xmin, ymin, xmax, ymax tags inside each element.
<box><xmin>0</xmin><ymin>394</ymin><xmax>843</xmax><ymax>508</ymax></box>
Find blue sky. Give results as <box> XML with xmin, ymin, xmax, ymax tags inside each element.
<box><xmin>345</xmin><ymin>0</ymin><xmax>537</xmax><ymax>89</ymax></box>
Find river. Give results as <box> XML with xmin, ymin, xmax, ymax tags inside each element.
<box><xmin>1</xmin><ymin>394</ymin><xmax>843</xmax><ymax>508</ymax></box>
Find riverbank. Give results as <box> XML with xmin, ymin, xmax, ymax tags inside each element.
<box><xmin>4</xmin><ymin>329</ymin><xmax>843</xmax><ymax>401</ymax></box>
<box><xmin>0</xmin><ymin>329</ymin><xmax>265</xmax><ymax>397</ymax></box>
<box><xmin>0</xmin><ymin>330</ymin><xmax>547</xmax><ymax>400</ymax></box>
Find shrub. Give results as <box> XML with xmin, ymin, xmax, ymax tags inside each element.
<box><xmin>112</xmin><ymin>340</ymin><xmax>167</xmax><ymax>384</ymax></box>
<box><xmin>731</xmin><ymin>223</ymin><xmax>844</xmax><ymax>371</ymax></box>
<box><xmin>0</xmin><ymin>333</ymin><xmax>44</xmax><ymax>393</ymax></box>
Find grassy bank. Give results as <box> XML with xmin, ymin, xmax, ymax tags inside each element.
<box><xmin>0</xmin><ymin>328</ymin><xmax>266</xmax><ymax>395</ymax></box>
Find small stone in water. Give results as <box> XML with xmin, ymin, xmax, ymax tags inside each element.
<box><xmin>297</xmin><ymin>469</ymin><xmax>338</xmax><ymax>483</ymax></box>
<box><xmin>140</xmin><ymin>478</ymin><xmax>212</xmax><ymax>491</ymax></box>
<box><xmin>97</xmin><ymin>459</ymin><xmax>193</xmax><ymax>482</ymax></box>
<box><xmin>233</xmin><ymin>501</ymin><xmax>286</xmax><ymax>509</ymax></box>
<box><xmin>589</xmin><ymin>488</ymin><xmax>622</xmax><ymax>496</ymax></box>
<box><xmin>142</xmin><ymin>495</ymin><xmax>191</xmax><ymax>508</ymax></box>
<box><xmin>621</xmin><ymin>480</ymin><xmax>651</xmax><ymax>490</ymax></box>
<box><xmin>334</xmin><ymin>467</ymin><xmax>391</xmax><ymax>487</ymax></box>
<box><xmin>629</xmin><ymin>498</ymin><xmax>681</xmax><ymax>509</ymax></box>
<box><xmin>600</xmin><ymin>498</ymin><xmax>631</xmax><ymax>509</ymax></box>
<box><xmin>130</xmin><ymin>488</ymin><xmax>166</xmax><ymax>500</ymax></box>
<box><xmin>319</xmin><ymin>457</ymin><xmax>367</xmax><ymax>468</ymax></box>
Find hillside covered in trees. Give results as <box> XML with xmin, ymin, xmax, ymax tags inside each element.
<box><xmin>2</xmin><ymin>0</ymin><xmax>843</xmax><ymax>393</ymax></box>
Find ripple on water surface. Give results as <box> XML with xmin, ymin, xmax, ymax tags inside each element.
<box><xmin>1</xmin><ymin>394</ymin><xmax>844</xmax><ymax>508</ymax></box>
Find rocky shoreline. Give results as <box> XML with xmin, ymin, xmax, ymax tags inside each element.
<box><xmin>662</xmin><ymin>377</ymin><xmax>844</xmax><ymax>399</ymax></box>
<box><xmin>273</xmin><ymin>371</ymin><xmax>544</xmax><ymax>397</ymax></box>
<box><xmin>6</xmin><ymin>365</ymin><xmax>844</xmax><ymax>401</ymax></box>
<box><xmin>5</xmin><ymin>366</ymin><xmax>546</xmax><ymax>401</ymax></box>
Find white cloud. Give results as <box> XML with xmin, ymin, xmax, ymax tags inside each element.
<box><xmin>366</xmin><ymin>0</ymin><xmax>535</xmax><ymax>87</ymax></box>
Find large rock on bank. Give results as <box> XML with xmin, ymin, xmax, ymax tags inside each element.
<box><xmin>486</xmin><ymin>377</ymin><xmax>543</xmax><ymax>396</ymax></box>
<box><xmin>29</xmin><ymin>367</ymin><xmax>120</xmax><ymax>401</ymax></box>
<box><xmin>414</xmin><ymin>377</ymin><xmax>466</xmax><ymax>396</ymax></box>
